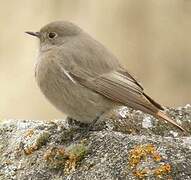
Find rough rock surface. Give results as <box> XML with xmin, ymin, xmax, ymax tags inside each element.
<box><xmin>0</xmin><ymin>105</ymin><xmax>191</xmax><ymax>180</ymax></box>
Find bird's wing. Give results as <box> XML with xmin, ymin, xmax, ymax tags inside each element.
<box><xmin>56</xmin><ymin>63</ymin><xmax>186</xmax><ymax>132</ymax></box>
<box><xmin>66</xmin><ymin>64</ymin><xmax>164</xmax><ymax>115</ymax></box>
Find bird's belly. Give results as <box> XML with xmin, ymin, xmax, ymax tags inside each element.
<box><xmin>37</xmin><ymin>71</ymin><xmax>113</xmax><ymax>123</ymax></box>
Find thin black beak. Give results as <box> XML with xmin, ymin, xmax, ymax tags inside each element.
<box><xmin>25</xmin><ymin>31</ymin><xmax>40</xmax><ymax>38</ymax></box>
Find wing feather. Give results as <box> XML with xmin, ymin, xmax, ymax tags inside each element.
<box><xmin>55</xmin><ymin>62</ymin><xmax>186</xmax><ymax>132</ymax></box>
<box><xmin>67</xmin><ymin>65</ymin><xmax>162</xmax><ymax>114</ymax></box>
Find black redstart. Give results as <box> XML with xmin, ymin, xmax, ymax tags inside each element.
<box><xmin>26</xmin><ymin>21</ymin><xmax>185</xmax><ymax>132</ymax></box>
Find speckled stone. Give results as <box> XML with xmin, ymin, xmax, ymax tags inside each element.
<box><xmin>0</xmin><ymin>105</ymin><xmax>190</xmax><ymax>180</ymax></box>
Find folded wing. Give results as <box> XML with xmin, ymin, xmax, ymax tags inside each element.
<box><xmin>57</xmin><ymin>63</ymin><xmax>185</xmax><ymax>132</ymax></box>
<box><xmin>68</xmin><ymin>65</ymin><xmax>163</xmax><ymax>116</ymax></box>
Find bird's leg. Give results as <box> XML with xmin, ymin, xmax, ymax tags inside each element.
<box><xmin>66</xmin><ymin>113</ymin><xmax>106</xmax><ymax>141</ymax></box>
<box><xmin>66</xmin><ymin>111</ymin><xmax>105</xmax><ymax>132</ymax></box>
<box><xmin>86</xmin><ymin>116</ymin><xmax>101</xmax><ymax>131</ymax></box>
<box><xmin>66</xmin><ymin>116</ymin><xmax>89</xmax><ymax>130</ymax></box>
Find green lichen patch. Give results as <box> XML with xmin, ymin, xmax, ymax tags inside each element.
<box><xmin>23</xmin><ymin>131</ymin><xmax>50</xmax><ymax>155</ymax></box>
<box><xmin>44</xmin><ymin>143</ymin><xmax>88</xmax><ymax>174</ymax></box>
<box><xmin>36</xmin><ymin>132</ymin><xmax>50</xmax><ymax>148</ymax></box>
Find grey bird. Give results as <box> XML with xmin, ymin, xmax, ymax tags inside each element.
<box><xmin>26</xmin><ymin>21</ymin><xmax>185</xmax><ymax>132</ymax></box>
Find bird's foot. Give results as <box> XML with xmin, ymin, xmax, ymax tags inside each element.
<box><xmin>66</xmin><ymin>116</ymin><xmax>104</xmax><ymax>140</ymax></box>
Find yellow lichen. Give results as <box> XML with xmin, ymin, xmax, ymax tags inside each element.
<box><xmin>129</xmin><ymin>144</ymin><xmax>171</xmax><ymax>178</ymax></box>
<box><xmin>133</xmin><ymin>168</ymin><xmax>148</xmax><ymax>179</ymax></box>
<box><xmin>24</xmin><ymin>129</ymin><xmax>34</xmax><ymax>138</ymax></box>
<box><xmin>129</xmin><ymin>144</ymin><xmax>157</xmax><ymax>168</ymax></box>
<box><xmin>144</xmin><ymin>144</ymin><xmax>155</xmax><ymax>154</ymax></box>
<box><xmin>24</xmin><ymin>144</ymin><xmax>38</xmax><ymax>155</ymax></box>
<box><xmin>154</xmin><ymin>163</ymin><xmax>171</xmax><ymax>177</ymax></box>
<box><xmin>152</xmin><ymin>152</ymin><xmax>162</xmax><ymax>162</ymax></box>
<box><xmin>44</xmin><ymin>146</ymin><xmax>66</xmax><ymax>167</ymax></box>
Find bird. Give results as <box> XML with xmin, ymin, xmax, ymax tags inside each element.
<box><xmin>26</xmin><ymin>21</ymin><xmax>185</xmax><ymax>132</ymax></box>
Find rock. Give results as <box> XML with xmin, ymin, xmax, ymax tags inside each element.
<box><xmin>0</xmin><ymin>105</ymin><xmax>191</xmax><ymax>180</ymax></box>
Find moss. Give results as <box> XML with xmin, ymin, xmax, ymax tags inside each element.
<box><xmin>67</xmin><ymin>144</ymin><xmax>87</xmax><ymax>159</ymax></box>
<box><xmin>36</xmin><ymin>132</ymin><xmax>50</xmax><ymax>148</ymax></box>
<box><xmin>64</xmin><ymin>144</ymin><xmax>88</xmax><ymax>174</ymax></box>
<box><xmin>44</xmin><ymin>147</ymin><xmax>67</xmax><ymax>170</ymax></box>
<box><xmin>44</xmin><ymin>143</ymin><xmax>88</xmax><ymax>174</ymax></box>
<box><xmin>24</xmin><ymin>132</ymin><xmax>50</xmax><ymax>155</ymax></box>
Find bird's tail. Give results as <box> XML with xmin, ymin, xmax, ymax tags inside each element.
<box><xmin>156</xmin><ymin>110</ymin><xmax>186</xmax><ymax>132</ymax></box>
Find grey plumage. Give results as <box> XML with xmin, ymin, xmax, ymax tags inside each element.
<box><xmin>26</xmin><ymin>21</ymin><xmax>185</xmax><ymax>131</ymax></box>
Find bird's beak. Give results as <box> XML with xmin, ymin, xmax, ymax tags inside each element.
<box><xmin>25</xmin><ymin>31</ymin><xmax>40</xmax><ymax>38</ymax></box>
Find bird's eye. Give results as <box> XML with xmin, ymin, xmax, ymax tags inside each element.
<box><xmin>48</xmin><ymin>32</ymin><xmax>57</xmax><ymax>39</ymax></box>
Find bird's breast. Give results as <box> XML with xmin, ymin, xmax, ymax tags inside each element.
<box><xmin>34</xmin><ymin>50</ymin><xmax>115</xmax><ymax>123</ymax></box>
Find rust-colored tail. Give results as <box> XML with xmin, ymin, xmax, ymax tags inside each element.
<box><xmin>156</xmin><ymin>111</ymin><xmax>186</xmax><ymax>132</ymax></box>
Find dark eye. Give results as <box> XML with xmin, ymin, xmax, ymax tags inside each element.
<box><xmin>48</xmin><ymin>32</ymin><xmax>57</xmax><ymax>39</ymax></box>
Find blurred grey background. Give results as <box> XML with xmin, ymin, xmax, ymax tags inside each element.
<box><xmin>0</xmin><ymin>0</ymin><xmax>190</xmax><ymax>120</ymax></box>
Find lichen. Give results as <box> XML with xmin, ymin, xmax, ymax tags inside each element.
<box><xmin>44</xmin><ymin>143</ymin><xmax>88</xmax><ymax>174</ymax></box>
<box><xmin>36</xmin><ymin>132</ymin><xmax>50</xmax><ymax>147</ymax></box>
<box><xmin>44</xmin><ymin>146</ymin><xmax>66</xmax><ymax>170</ymax></box>
<box><xmin>0</xmin><ymin>104</ymin><xmax>190</xmax><ymax>179</ymax></box>
<box><xmin>154</xmin><ymin>163</ymin><xmax>171</xmax><ymax>177</ymax></box>
<box><xmin>129</xmin><ymin>144</ymin><xmax>171</xmax><ymax>179</ymax></box>
<box><xmin>23</xmin><ymin>131</ymin><xmax>50</xmax><ymax>155</ymax></box>
<box><xmin>24</xmin><ymin>129</ymin><xmax>34</xmax><ymax>138</ymax></box>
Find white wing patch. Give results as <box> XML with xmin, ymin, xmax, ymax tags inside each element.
<box><xmin>63</xmin><ymin>69</ymin><xmax>77</xmax><ymax>84</ymax></box>
<box><xmin>54</xmin><ymin>61</ymin><xmax>77</xmax><ymax>84</ymax></box>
